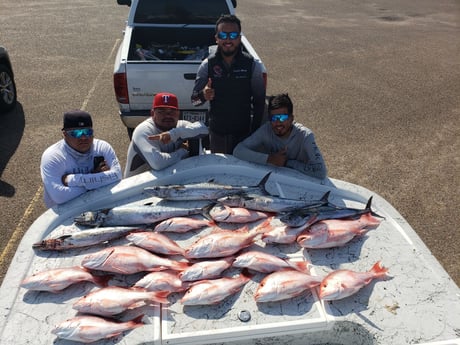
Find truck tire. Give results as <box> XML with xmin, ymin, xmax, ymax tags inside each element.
<box><xmin>0</xmin><ymin>64</ymin><xmax>17</xmax><ymax>113</ymax></box>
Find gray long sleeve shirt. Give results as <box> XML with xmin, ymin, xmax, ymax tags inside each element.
<box><xmin>233</xmin><ymin>122</ymin><xmax>327</xmax><ymax>179</ymax></box>
<box><xmin>124</xmin><ymin>118</ymin><xmax>208</xmax><ymax>177</ymax></box>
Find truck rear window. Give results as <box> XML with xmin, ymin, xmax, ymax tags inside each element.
<box><xmin>134</xmin><ymin>0</ymin><xmax>231</xmax><ymax>24</ymax></box>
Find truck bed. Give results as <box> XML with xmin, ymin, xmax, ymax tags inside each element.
<box><xmin>128</xmin><ymin>27</ymin><xmax>215</xmax><ymax>61</ymax></box>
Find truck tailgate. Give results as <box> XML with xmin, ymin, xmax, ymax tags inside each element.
<box><xmin>126</xmin><ymin>62</ymin><xmax>201</xmax><ymax>111</ymax></box>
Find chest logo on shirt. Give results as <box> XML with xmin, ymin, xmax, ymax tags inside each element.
<box><xmin>212</xmin><ymin>65</ymin><xmax>223</xmax><ymax>78</ymax></box>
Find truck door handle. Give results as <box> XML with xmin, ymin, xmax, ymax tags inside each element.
<box><xmin>184</xmin><ymin>73</ymin><xmax>197</xmax><ymax>80</ymax></box>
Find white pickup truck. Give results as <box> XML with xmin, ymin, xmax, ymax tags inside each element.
<box><xmin>114</xmin><ymin>0</ymin><xmax>267</xmax><ymax>138</ymax></box>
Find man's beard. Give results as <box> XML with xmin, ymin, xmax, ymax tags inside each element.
<box><xmin>221</xmin><ymin>47</ymin><xmax>237</xmax><ymax>57</ymax></box>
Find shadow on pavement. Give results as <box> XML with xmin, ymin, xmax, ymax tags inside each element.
<box><xmin>0</xmin><ymin>102</ymin><xmax>25</xmax><ymax>197</ymax></box>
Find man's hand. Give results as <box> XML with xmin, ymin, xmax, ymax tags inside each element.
<box><xmin>180</xmin><ymin>141</ymin><xmax>189</xmax><ymax>151</ymax></box>
<box><xmin>148</xmin><ymin>132</ymin><xmax>172</xmax><ymax>144</ymax></box>
<box><xmin>203</xmin><ymin>78</ymin><xmax>214</xmax><ymax>101</ymax></box>
<box><xmin>267</xmin><ymin>147</ymin><xmax>287</xmax><ymax>167</ymax></box>
<box><xmin>93</xmin><ymin>161</ymin><xmax>109</xmax><ymax>173</ymax></box>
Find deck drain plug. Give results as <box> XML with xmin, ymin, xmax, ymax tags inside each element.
<box><xmin>238</xmin><ymin>310</ymin><xmax>251</xmax><ymax>322</ymax></box>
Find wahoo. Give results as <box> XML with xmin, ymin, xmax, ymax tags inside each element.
<box><xmin>218</xmin><ymin>190</ymin><xmax>331</xmax><ymax>213</ymax></box>
<box><xmin>143</xmin><ymin>172</ymin><xmax>272</xmax><ymax>201</ymax></box>
<box><xmin>33</xmin><ymin>226</ymin><xmax>142</xmax><ymax>250</ymax></box>
<box><xmin>74</xmin><ymin>202</ymin><xmax>213</xmax><ymax>227</ymax></box>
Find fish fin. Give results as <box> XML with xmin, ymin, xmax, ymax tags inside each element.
<box><xmin>257</xmin><ymin>172</ymin><xmax>272</xmax><ymax>195</ymax></box>
<box><xmin>320</xmin><ymin>191</ymin><xmax>331</xmax><ymax>203</ymax></box>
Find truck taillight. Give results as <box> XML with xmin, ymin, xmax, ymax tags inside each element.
<box><xmin>262</xmin><ymin>72</ymin><xmax>268</xmax><ymax>90</ymax></box>
<box><xmin>114</xmin><ymin>72</ymin><xmax>129</xmax><ymax>104</ymax></box>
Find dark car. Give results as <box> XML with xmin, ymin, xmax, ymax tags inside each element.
<box><xmin>0</xmin><ymin>46</ymin><xmax>17</xmax><ymax>113</ymax></box>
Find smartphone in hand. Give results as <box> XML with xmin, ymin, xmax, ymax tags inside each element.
<box><xmin>93</xmin><ymin>156</ymin><xmax>105</xmax><ymax>171</ymax></box>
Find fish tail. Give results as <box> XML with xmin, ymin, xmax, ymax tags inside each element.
<box><xmin>292</xmin><ymin>260</ymin><xmax>311</xmax><ymax>273</ymax></box>
<box><xmin>369</xmin><ymin>261</ymin><xmax>389</xmax><ymax>277</ymax></box>
<box><xmin>364</xmin><ymin>197</ymin><xmax>385</xmax><ymax>219</ymax></box>
<box><xmin>202</xmin><ymin>202</ymin><xmax>217</xmax><ymax>221</ymax></box>
<box><xmin>252</xmin><ymin>218</ymin><xmax>273</xmax><ymax>234</ymax></box>
<box><xmin>174</xmin><ymin>261</ymin><xmax>192</xmax><ymax>271</ymax></box>
<box><xmin>150</xmin><ymin>291</ymin><xmax>170</xmax><ymax>305</ymax></box>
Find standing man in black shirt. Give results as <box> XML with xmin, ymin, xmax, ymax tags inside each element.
<box><xmin>191</xmin><ymin>14</ymin><xmax>266</xmax><ymax>154</ymax></box>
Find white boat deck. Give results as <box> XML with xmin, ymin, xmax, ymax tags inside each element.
<box><xmin>1</xmin><ymin>154</ymin><xmax>459</xmax><ymax>345</ymax></box>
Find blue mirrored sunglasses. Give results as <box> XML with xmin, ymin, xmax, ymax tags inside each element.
<box><xmin>66</xmin><ymin>128</ymin><xmax>94</xmax><ymax>138</ymax></box>
<box><xmin>217</xmin><ymin>31</ymin><xmax>240</xmax><ymax>40</ymax></box>
<box><xmin>270</xmin><ymin>114</ymin><xmax>290</xmax><ymax>123</ymax></box>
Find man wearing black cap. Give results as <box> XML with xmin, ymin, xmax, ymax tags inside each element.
<box><xmin>40</xmin><ymin>110</ymin><xmax>122</xmax><ymax>207</ymax></box>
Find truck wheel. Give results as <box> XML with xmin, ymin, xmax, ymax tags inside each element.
<box><xmin>0</xmin><ymin>64</ymin><xmax>17</xmax><ymax>113</ymax></box>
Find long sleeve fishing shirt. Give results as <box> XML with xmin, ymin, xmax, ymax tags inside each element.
<box><xmin>233</xmin><ymin>122</ymin><xmax>328</xmax><ymax>180</ymax></box>
<box><xmin>124</xmin><ymin>118</ymin><xmax>209</xmax><ymax>177</ymax></box>
<box><xmin>40</xmin><ymin>139</ymin><xmax>122</xmax><ymax>208</ymax></box>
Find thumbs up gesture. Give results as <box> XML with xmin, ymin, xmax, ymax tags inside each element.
<box><xmin>203</xmin><ymin>78</ymin><xmax>215</xmax><ymax>101</ymax></box>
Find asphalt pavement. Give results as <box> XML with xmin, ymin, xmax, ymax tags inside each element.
<box><xmin>0</xmin><ymin>0</ymin><xmax>459</xmax><ymax>286</ymax></box>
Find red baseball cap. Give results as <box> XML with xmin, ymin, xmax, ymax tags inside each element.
<box><xmin>152</xmin><ymin>92</ymin><xmax>179</xmax><ymax>110</ymax></box>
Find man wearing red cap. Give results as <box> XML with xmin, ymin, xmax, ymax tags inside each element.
<box><xmin>124</xmin><ymin>92</ymin><xmax>208</xmax><ymax>177</ymax></box>
<box><xmin>40</xmin><ymin>110</ymin><xmax>122</xmax><ymax>208</ymax></box>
